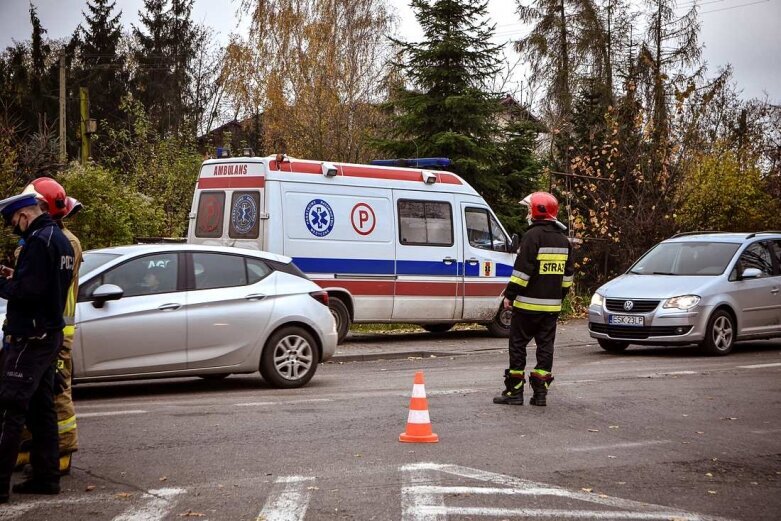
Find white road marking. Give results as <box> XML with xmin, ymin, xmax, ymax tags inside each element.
<box><xmin>256</xmin><ymin>476</ymin><xmax>315</xmax><ymax>521</ymax></box>
<box><xmin>111</xmin><ymin>488</ymin><xmax>185</xmax><ymax>521</ymax></box>
<box><xmin>401</xmin><ymin>464</ymin><xmax>445</xmax><ymax>521</ymax></box>
<box><xmin>400</xmin><ymin>463</ymin><xmax>733</xmax><ymax>521</ymax></box>
<box><xmin>79</xmin><ymin>410</ymin><xmax>147</xmax><ymax>418</ymax></box>
<box><xmin>567</xmin><ymin>440</ymin><xmax>673</xmax><ymax>452</ymax></box>
<box><xmin>0</xmin><ymin>495</ymin><xmax>104</xmax><ymax>519</ymax></box>
<box><xmin>235</xmin><ymin>398</ymin><xmax>333</xmax><ymax>407</ymax></box>
<box><xmin>750</xmin><ymin>428</ymin><xmax>781</xmax><ymax>434</ymax></box>
<box><xmin>737</xmin><ymin>362</ymin><xmax>781</xmax><ymax>369</ymax></box>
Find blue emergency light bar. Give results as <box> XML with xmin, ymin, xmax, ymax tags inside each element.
<box><xmin>370</xmin><ymin>157</ymin><xmax>452</xmax><ymax>169</ymax></box>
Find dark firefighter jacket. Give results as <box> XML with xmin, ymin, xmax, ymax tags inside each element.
<box><xmin>0</xmin><ymin>213</ymin><xmax>74</xmax><ymax>337</ymax></box>
<box><xmin>504</xmin><ymin>220</ymin><xmax>575</xmax><ymax>313</ymax></box>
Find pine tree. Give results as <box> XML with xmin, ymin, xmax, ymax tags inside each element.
<box><xmin>77</xmin><ymin>0</ymin><xmax>128</xmax><ymax>132</ymax></box>
<box><xmin>374</xmin><ymin>0</ymin><xmax>503</xmax><ymax>194</ymax></box>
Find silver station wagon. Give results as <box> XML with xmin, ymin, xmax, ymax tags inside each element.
<box><xmin>589</xmin><ymin>232</ymin><xmax>781</xmax><ymax>355</ymax></box>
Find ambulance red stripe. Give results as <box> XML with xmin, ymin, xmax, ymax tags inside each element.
<box><xmin>198</xmin><ymin>177</ymin><xmax>265</xmax><ymax>189</ymax></box>
<box><xmin>269</xmin><ymin>160</ymin><xmax>463</xmax><ymax>185</ymax></box>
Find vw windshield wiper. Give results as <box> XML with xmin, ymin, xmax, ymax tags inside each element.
<box><xmin>651</xmin><ymin>271</ymin><xmax>677</xmax><ymax>275</ymax></box>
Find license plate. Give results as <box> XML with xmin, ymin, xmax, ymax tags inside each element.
<box><xmin>609</xmin><ymin>315</ymin><xmax>644</xmax><ymax>326</ymax></box>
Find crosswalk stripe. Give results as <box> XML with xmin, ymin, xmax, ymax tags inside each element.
<box><xmin>257</xmin><ymin>476</ymin><xmax>315</xmax><ymax>521</ymax></box>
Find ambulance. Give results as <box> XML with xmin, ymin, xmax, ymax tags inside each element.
<box><xmin>187</xmin><ymin>154</ymin><xmax>519</xmax><ymax>343</ymax></box>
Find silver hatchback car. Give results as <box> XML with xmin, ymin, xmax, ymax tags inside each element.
<box><xmin>589</xmin><ymin>232</ymin><xmax>781</xmax><ymax>355</ymax></box>
<box><xmin>0</xmin><ymin>245</ymin><xmax>337</xmax><ymax>388</ymax></box>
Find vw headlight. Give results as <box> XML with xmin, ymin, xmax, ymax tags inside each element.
<box><xmin>590</xmin><ymin>292</ymin><xmax>604</xmax><ymax>307</ymax></box>
<box><xmin>663</xmin><ymin>295</ymin><xmax>701</xmax><ymax>310</ymax></box>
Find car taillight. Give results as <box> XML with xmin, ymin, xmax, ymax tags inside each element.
<box><xmin>309</xmin><ymin>290</ymin><xmax>329</xmax><ymax>306</ymax></box>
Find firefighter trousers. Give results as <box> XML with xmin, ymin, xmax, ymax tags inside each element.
<box><xmin>0</xmin><ymin>332</ymin><xmax>62</xmax><ymax>492</ymax></box>
<box><xmin>508</xmin><ymin>310</ymin><xmax>559</xmax><ymax>373</ymax></box>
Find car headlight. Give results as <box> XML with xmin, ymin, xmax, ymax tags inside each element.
<box><xmin>663</xmin><ymin>295</ymin><xmax>701</xmax><ymax>310</ymax></box>
<box><xmin>590</xmin><ymin>292</ymin><xmax>604</xmax><ymax>307</ymax></box>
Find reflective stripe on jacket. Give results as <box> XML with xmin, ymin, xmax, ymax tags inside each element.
<box><xmin>504</xmin><ymin>221</ymin><xmax>575</xmax><ymax>313</ymax></box>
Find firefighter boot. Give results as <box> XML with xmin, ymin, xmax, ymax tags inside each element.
<box><xmin>59</xmin><ymin>452</ymin><xmax>73</xmax><ymax>476</ymax></box>
<box><xmin>493</xmin><ymin>370</ymin><xmax>525</xmax><ymax>405</ymax></box>
<box><xmin>529</xmin><ymin>372</ymin><xmax>554</xmax><ymax>406</ymax></box>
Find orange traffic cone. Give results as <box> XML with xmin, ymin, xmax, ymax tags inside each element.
<box><xmin>399</xmin><ymin>371</ymin><xmax>439</xmax><ymax>443</ymax></box>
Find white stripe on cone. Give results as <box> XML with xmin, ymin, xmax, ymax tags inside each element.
<box><xmin>411</xmin><ymin>384</ymin><xmax>427</xmax><ymax>398</ymax></box>
<box><xmin>407</xmin><ymin>409</ymin><xmax>431</xmax><ymax>424</ymax></box>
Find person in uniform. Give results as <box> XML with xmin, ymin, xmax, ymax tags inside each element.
<box><xmin>0</xmin><ymin>193</ymin><xmax>74</xmax><ymax>502</ymax></box>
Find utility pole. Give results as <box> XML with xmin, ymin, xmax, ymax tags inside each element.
<box><xmin>79</xmin><ymin>87</ymin><xmax>90</xmax><ymax>164</ymax></box>
<box><xmin>59</xmin><ymin>55</ymin><xmax>66</xmax><ymax>165</ymax></box>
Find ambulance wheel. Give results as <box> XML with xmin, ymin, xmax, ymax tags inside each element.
<box><xmin>422</xmin><ymin>323</ymin><xmax>454</xmax><ymax>333</ymax></box>
<box><xmin>486</xmin><ymin>307</ymin><xmax>511</xmax><ymax>337</ymax></box>
<box><xmin>329</xmin><ymin>297</ymin><xmax>350</xmax><ymax>344</ymax></box>
<box><xmin>260</xmin><ymin>326</ymin><xmax>319</xmax><ymax>388</ymax></box>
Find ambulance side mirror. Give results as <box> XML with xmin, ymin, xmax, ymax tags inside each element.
<box><xmin>92</xmin><ymin>284</ymin><xmax>124</xmax><ymax>308</ymax></box>
<box><xmin>508</xmin><ymin>234</ymin><xmax>520</xmax><ymax>253</ymax></box>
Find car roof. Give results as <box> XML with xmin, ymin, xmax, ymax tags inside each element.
<box><xmin>86</xmin><ymin>244</ymin><xmax>292</xmax><ymax>264</ymax></box>
<box><xmin>664</xmin><ymin>232</ymin><xmax>781</xmax><ymax>244</ymax></box>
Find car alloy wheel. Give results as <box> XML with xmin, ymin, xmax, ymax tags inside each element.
<box><xmin>260</xmin><ymin>326</ymin><xmax>320</xmax><ymax>388</ymax></box>
<box><xmin>712</xmin><ymin>315</ymin><xmax>733</xmax><ymax>352</ymax></box>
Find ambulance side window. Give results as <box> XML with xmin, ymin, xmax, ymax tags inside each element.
<box><xmin>195</xmin><ymin>192</ymin><xmax>225</xmax><ymax>238</ymax></box>
<box><xmin>398</xmin><ymin>200</ymin><xmax>453</xmax><ymax>247</ymax></box>
<box><xmin>465</xmin><ymin>207</ymin><xmax>509</xmax><ymax>252</ymax></box>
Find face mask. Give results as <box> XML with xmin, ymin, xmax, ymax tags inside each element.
<box><xmin>12</xmin><ymin>214</ymin><xmax>26</xmax><ymax>236</ymax></box>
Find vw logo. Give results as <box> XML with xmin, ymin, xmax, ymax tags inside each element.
<box><xmin>623</xmin><ymin>300</ymin><xmax>634</xmax><ymax>311</ymax></box>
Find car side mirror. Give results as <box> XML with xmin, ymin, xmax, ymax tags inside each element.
<box><xmin>508</xmin><ymin>234</ymin><xmax>520</xmax><ymax>253</ymax></box>
<box><xmin>740</xmin><ymin>268</ymin><xmax>762</xmax><ymax>280</ymax></box>
<box><xmin>91</xmin><ymin>284</ymin><xmax>124</xmax><ymax>308</ymax></box>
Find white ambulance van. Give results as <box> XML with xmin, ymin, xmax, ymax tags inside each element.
<box><xmin>187</xmin><ymin>154</ymin><xmax>519</xmax><ymax>343</ymax></box>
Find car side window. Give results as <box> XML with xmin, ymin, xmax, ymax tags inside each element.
<box><xmin>773</xmin><ymin>241</ymin><xmax>781</xmax><ymax>275</ymax></box>
<box><xmin>465</xmin><ymin>207</ymin><xmax>509</xmax><ymax>252</ymax></box>
<box><xmin>103</xmin><ymin>254</ymin><xmax>179</xmax><ymax>297</ymax></box>
<box><xmin>247</xmin><ymin>258</ymin><xmax>272</xmax><ymax>284</ymax></box>
<box><xmin>193</xmin><ymin>253</ymin><xmax>247</xmax><ymax>290</ymax></box>
<box><xmin>398</xmin><ymin>200</ymin><xmax>453</xmax><ymax>246</ymax></box>
<box><xmin>733</xmin><ymin>242</ymin><xmax>774</xmax><ymax>279</ymax></box>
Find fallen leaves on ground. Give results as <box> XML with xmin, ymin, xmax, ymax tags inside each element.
<box><xmin>115</xmin><ymin>492</ymin><xmax>133</xmax><ymax>500</ymax></box>
<box><xmin>178</xmin><ymin>511</ymin><xmax>206</xmax><ymax>517</ymax></box>
<box><xmin>85</xmin><ymin>485</ymin><xmax>96</xmax><ymax>492</ymax></box>
<box><xmin>588</xmin><ymin>429</ymin><xmax>599</xmax><ymax>433</ymax></box>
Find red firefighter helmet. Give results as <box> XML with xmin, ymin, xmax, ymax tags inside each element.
<box><xmin>23</xmin><ymin>177</ymin><xmax>68</xmax><ymax>219</ymax></box>
<box><xmin>520</xmin><ymin>192</ymin><xmax>559</xmax><ymax>221</ymax></box>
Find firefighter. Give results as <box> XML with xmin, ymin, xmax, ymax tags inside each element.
<box><xmin>0</xmin><ymin>193</ymin><xmax>74</xmax><ymax>502</ymax></box>
<box><xmin>14</xmin><ymin>179</ymin><xmax>82</xmax><ymax>476</ymax></box>
<box><xmin>493</xmin><ymin>192</ymin><xmax>574</xmax><ymax>407</ymax></box>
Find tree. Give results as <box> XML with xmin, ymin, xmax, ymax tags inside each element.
<box><xmin>76</xmin><ymin>0</ymin><xmax>128</xmax><ymax>140</ymax></box>
<box><xmin>374</xmin><ymin>0</ymin><xmax>503</xmax><ymax>194</ymax></box>
<box><xmin>223</xmin><ymin>0</ymin><xmax>393</xmax><ymax>162</ymax></box>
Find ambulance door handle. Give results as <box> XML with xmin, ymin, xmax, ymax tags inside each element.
<box><xmin>466</xmin><ymin>258</ymin><xmax>480</xmax><ymax>265</ymax></box>
<box><xmin>442</xmin><ymin>257</ymin><xmax>455</xmax><ymax>265</ymax></box>
<box><xmin>245</xmin><ymin>293</ymin><xmax>267</xmax><ymax>301</ymax></box>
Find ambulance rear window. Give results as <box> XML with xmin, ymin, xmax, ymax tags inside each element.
<box><xmin>195</xmin><ymin>192</ymin><xmax>225</xmax><ymax>238</ymax></box>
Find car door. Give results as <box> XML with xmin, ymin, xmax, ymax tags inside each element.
<box><xmin>77</xmin><ymin>252</ymin><xmax>187</xmax><ymax>377</ymax></box>
<box><xmin>185</xmin><ymin>252</ymin><xmax>276</xmax><ymax>369</ymax></box>
<box><xmin>461</xmin><ymin>204</ymin><xmax>514</xmax><ymax>320</ymax></box>
<box><xmin>392</xmin><ymin>194</ymin><xmax>460</xmax><ymax>320</ymax></box>
<box><xmin>730</xmin><ymin>241</ymin><xmax>779</xmax><ymax>336</ymax></box>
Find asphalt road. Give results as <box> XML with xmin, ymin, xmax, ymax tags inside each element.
<box><xmin>2</xmin><ymin>328</ymin><xmax>779</xmax><ymax>520</ymax></box>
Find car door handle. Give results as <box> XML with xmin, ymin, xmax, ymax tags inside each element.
<box><xmin>245</xmin><ymin>293</ymin><xmax>267</xmax><ymax>301</ymax></box>
<box><xmin>443</xmin><ymin>257</ymin><xmax>456</xmax><ymax>265</ymax></box>
<box><xmin>466</xmin><ymin>258</ymin><xmax>480</xmax><ymax>265</ymax></box>
<box><xmin>158</xmin><ymin>303</ymin><xmax>181</xmax><ymax>311</ymax></box>
<box><xmin>772</xmin><ymin>288</ymin><xmax>780</xmax><ymax>294</ymax></box>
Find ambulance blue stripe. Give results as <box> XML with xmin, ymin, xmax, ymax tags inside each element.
<box><xmin>293</xmin><ymin>257</ymin><xmax>513</xmax><ymax>277</ymax></box>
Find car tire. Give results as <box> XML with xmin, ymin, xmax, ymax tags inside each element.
<box><xmin>422</xmin><ymin>323</ymin><xmax>455</xmax><ymax>333</ymax></box>
<box><xmin>260</xmin><ymin>326</ymin><xmax>320</xmax><ymax>388</ymax></box>
<box><xmin>700</xmin><ymin>309</ymin><xmax>735</xmax><ymax>356</ymax></box>
<box><xmin>199</xmin><ymin>374</ymin><xmax>230</xmax><ymax>381</ymax></box>
<box><xmin>329</xmin><ymin>297</ymin><xmax>350</xmax><ymax>344</ymax></box>
<box><xmin>486</xmin><ymin>306</ymin><xmax>512</xmax><ymax>338</ymax></box>
<box><xmin>598</xmin><ymin>339</ymin><xmax>629</xmax><ymax>353</ymax></box>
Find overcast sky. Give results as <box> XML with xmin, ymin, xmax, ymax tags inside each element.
<box><xmin>0</xmin><ymin>0</ymin><xmax>778</xmax><ymax>103</ymax></box>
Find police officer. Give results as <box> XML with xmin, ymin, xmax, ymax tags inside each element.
<box><xmin>0</xmin><ymin>193</ymin><xmax>74</xmax><ymax>502</ymax></box>
<box><xmin>14</xmin><ymin>179</ymin><xmax>82</xmax><ymax>476</ymax></box>
<box><xmin>493</xmin><ymin>192</ymin><xmax>574</xmax><ymax>407</ymax></box>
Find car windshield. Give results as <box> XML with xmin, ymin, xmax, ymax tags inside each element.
<box><xmin>80</xmin><ymin>252</ymin><xmax>121</xmax><ymax>277</ymax></box>
<box><xmin>628</xmin><ymin>242</ymin><xmax>741</xmax><ymax>276</ymax></box>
